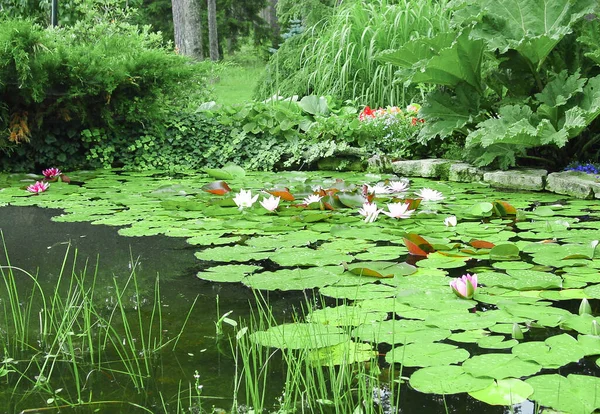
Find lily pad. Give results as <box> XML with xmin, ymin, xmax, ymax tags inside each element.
<box><xmin>468</xmin><ymin>379</ymin><xmax>533</xmax><ymax>406</ymax></box>
<box><xmin>409</xmin><ymin>365</ymin><xmax>493</xmax><ymax>394</ymax></box>
<box><xmin>385</xmin><ymin>342</ymin><xmax>470</xmax><ymax>367</ymax></box>
<box><xmin>511</xmin><ymin>333</ymin><xmax>585</xmax><ymax>369</ymax></box>
<box><xmin>250</xmin><ymin>323</ymin><xmax>347</xmax><ymax>350</ymax></box>
<box><xmin>242</xmin><ymin>267</ymin><xmax>343</xmax><ymax>291</ymax></box>
<box><xmin>306</xmin><ymin>340</ymin><xmax>377</xmax><ymax>366</ymax></box>
<box><xmin>526</xmin><ymin>374</ymin><xmax>600</xmax><ymax>414</ymax></box>
<box><xmin>462</xmin><ymin>354</ymin><xmax>541</xmax><ymax>380</ymax></box>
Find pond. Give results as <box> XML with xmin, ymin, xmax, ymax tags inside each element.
<box><xmin>0</xmin><ymin>168</ymin><xmax>599</xmax><ymax>413</ymax></box>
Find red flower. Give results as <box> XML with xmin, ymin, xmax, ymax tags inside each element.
<box><xmin>359</xmin><ymin>106</ymin><xmax>376</xmax><ymax>121</ymax></box>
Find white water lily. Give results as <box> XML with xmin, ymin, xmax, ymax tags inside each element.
<box><xmin>303</xmin><ymin>194</ymin><xmax>323</xmax><ymax>204</ymax></box>
<box><xmin>382</xmin><ymin>202</ymin><xmax>415</xmax><ymax>219</ymax></box>
<box><xmin>358</xmin><ymin>202</ymin><xmax>381</xmax><ymax>223</ymax></box>
<box><xmin>233</xmin><ymin>189</ymin><xmax>259</xmax><ymax>210</ymax></box>
<box><xmin>444</xmin><ymin>216</ymin><xmax>457</xmax><ymax>227</ymax></box>
<box><xmin>386</xmin><ymin>180</ymin><xmax>410</xmax><ymax>193</ymax></box>
<box><xmin>260</xmin><ymin>195</ymin><xmax>280</xmax><ymax>212</ymax></box>
<box><xmin>415</xmin><ymin>188</ymin><xmax>445</xmax><ymax>202</ymax></box>
<box><xmin>366</xmin><ymin>182</ymin><xmax>390</xmax><ymax>195</ymax></box>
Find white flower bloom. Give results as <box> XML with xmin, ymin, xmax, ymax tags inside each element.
<box><xmin>260</xmin><ymin>195</ymin><xmax>280</xmax><ymax>212</ymax></box>
<box><xmin>233</xmin><ymin>189</ymin><xmax>259</xmax><ymax>210</ymax></box>
<box><xmin>382</xmin><ymin>202</ymin><xmax>415</xmax><ymax>219</ymax></box>
<box><xmin>303</xmin><ymin>194</ymin><xmax>323</xmax><ymax>204</ymax></box>
<box><xmin>415</xmin><ymin>188</ymin><xmax>445</xmax><ymax>202</ymax></box>
<box><xmin>366</xmin><ymin>182</ymin><xmax>390</xmax><ymax>195</ymax></box>
<box><xmin>444</xmin><ymin>216</ymin><xmax>457</xmax><ymax>227</ymax></box>
<box><xmin>386</xmin><ymin>180</ymin><xmax>410</xmax><ymax>193</ymax></box>
<box><xmin>358</xmin><ymin>202</ymin><xmax>381</xmax><ymax>223</ymax></box>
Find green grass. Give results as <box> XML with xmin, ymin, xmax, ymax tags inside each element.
<box><xmin>211</xmin><ymin>62</ymin><xmax>266</xmax><ymax>106</ymax></box>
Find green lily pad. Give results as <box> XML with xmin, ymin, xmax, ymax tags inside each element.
<box><xmin>385</xmin><ymin>342</ymin><xmax>470</xmax><ymax>367</ymax></box>
<box><xmin>468</xmin><ymin>379</ymin><xmax>533</xmax><ymax>406</ymax></box>
<box><xmin>242</xmin><ymin>267</ymin><xmax>343</xmax><ymax>291</ymax></box>
<box><xmin>306</xmin><ymin>305</ymin><xmax>388</xmax><ymax>327</ymax></box>
<box><xmin>511</xmin><ymin>333</ymin><xmax>585</xmax><ymax>369</ymax></box>
<box><xmin>197</xmin><ymin>264</ymin><xmax>261</xmax><ymax>283</ymax></box>
<box><xmin>476</xmin><ymin>335</ymin><xmax>519</xmax><ymax>349</ymax></box>
<box><xmin>250</xmin><ymin>323</ymin><xmax>347</xmax><ymax>350</ymax></box>
<box><xmin>462</xmin><ymin>354</ymin><xmax>541</xmax><ymax>380</ymax></box>
<box><xmin>526</xmin><ymin>374</ymin><xmax>600</xmax><ymax>414</ymax></box>
<box><xmin>306</xmin><ymin>340</ymin><xmax>377</xmax><ymax>366</ymax></box>
<box><xmin>352</xmin><ymin>319</ymin><xmax>451</xmax><ymax>345</ymax></box>
<box><xmin>409</xmin><ymin>365</ymin><xmax>493</xmax><ymax>394</ymax></box>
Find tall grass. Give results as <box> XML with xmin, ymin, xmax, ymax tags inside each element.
<box><xmin>0</xmin><ymin>239</ymin><xmax>197</xmax><ymax>412</ymax></box>
<box><xmin>258</xmin><ymin>0</ymin><xmax>452</xmax><ymax>107</ymax></box>
<box><xmin>230</xmin><ymin>292</ymin><xmax>401</xmax><ymax>413</ymax></box>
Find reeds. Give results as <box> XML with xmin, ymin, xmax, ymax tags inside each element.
<box><xmin>0</xmin><ymin>238</ymin><xmax>197</xmax><ymax>412</ymax></box>
<box><xmin>261</xmin><ymin>0</ymin><xmax>452</xmax><ymax>107</ymax></box>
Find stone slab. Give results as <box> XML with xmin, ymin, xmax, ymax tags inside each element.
<box><xmin>546</xmin><ymin>171</ymin><xmax>600</xmax><ymax>199</ymax></box>
<box><xmin>448</xmin><ymin>162</ymin><xmax>484</xmax><ymax>182</ymax></box>
<box><xmin>391</xmin><ymin>159</ymin><xmax>452</xmax><ymax>178</ymax></box>
<box><xmin>483</xmin><ymin>169</ymin><xmax>547</xmax><ymax>191</ymax></box>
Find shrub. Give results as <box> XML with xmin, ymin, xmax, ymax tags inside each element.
<box><xmin>0</xmin><ymin>17</ymin><xmax>211</xmax><ymax>171</ymax></box>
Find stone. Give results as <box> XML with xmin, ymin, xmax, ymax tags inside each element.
<box><xmin>483</xmin><ymin>169</ymin><xmax>547</xmax><ymax>191</ymax></box>
<box><xmin>546</xmin><ymin>171</ymin><xmax>600</xmax><ymax>199</ymax></box>
<box><xmin>391</xmin><ymin>159</ymin><xmax>452</xmax><ymax>178</ymax></box>
<box><xmin>367</xmin><ymin>154</ymin><xmax>393</xmax><ymax>173</ymax></box>
<box><xmin>448</xmin><ymin>162</ymin><xmax>484</xmax><ymax>182</ymax></box>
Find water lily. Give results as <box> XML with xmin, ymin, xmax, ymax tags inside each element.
<box><xmin>260</xmin><ymin>195</ymin><xmax>280</xmax><ymax>212</ymax></box>
<box><xmin>233</xmin><ymin>189</ymin><xmax>259</xmax><ymax>210</ymax></box>
<box><xmin>303</xmin><ymin>194</ymin><xmax>323</xmax><ymax>205</ymax></box>
<box><xmin>444</xmin><ymin>216</ymin><xmax>457</xmax><ymax>227</ymax></box>
<box><xmin>358</xmin><ymin>202</ymin><xmax>381</xmax><ymax>223</ymax></box>
<box><xmin>366</xmin><ymin>182</ymin><xmax>390</xmax><ymax>195</ymax></box>
<box><xmin>42</xmin><ymin>167</ymin><xmax>61</xmax><ymax>179</ymax></box>
<box><xmin>27</xmin><ymin>181</ymin><xmax>49</xmax><ymax>194</ymax></box>
<box><xmin>382</xmin><ymin>202</ymin><xmax>415</xmax><ymax>219</ymax></box>
<box><xmin>386</xmin><ymin>180</ymin><xmax>410</xmax><ymax>193</ymax></box>
<box><xmin>415</xmin><ymin>188</ymin><xmax>445</xmax><ymax>202</ymax></box>
<box><xmin>450</xmin><ymin>273</ymin><xmax>478</xmax><ymax>299</ymax></box>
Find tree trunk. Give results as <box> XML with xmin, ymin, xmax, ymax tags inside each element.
<box><xmin>171</xmin><ymin>0</ymin><xmax>203</xmax><ymax>60</ymax></box>
<box><xmin>268</xmin><ymin>0</ymin><xmax>279</xmax><ymax>49</ymax></box>
<box><xmin>207</xmin><ymin>0</ymin><xmax>219</xmax><ymax>61</ymax></box>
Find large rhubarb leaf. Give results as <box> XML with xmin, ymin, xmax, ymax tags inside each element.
<box><xmin>470</xmin><ymin>0</ymin><xmax>597</xmax><ymax>70</ymax></box>
<box><xmin>378</xmin><ymin>31</ymin><xmax>485</xmax><ymax>93</ymax></box>
<box><xmin>417</xmin><ymin>85</ymin><xmax>484</xmax><ymax>141</ymax></box>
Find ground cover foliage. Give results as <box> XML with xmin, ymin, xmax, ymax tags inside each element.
<box><xmin>1</xmin><ymin>169</ymin><xmax>600</xmax><ymax>412</ymax></box>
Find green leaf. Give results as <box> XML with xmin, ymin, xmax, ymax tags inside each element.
<box><xmin>511</xmin><ymin>333</ymin><xmax>586</xmax><ymax>369</ymax></box>
<box><xmin>410</xmin><ymin>365</ymin><xmax>493</xmax><ymax>394</ymax></box>
<box><xmin>526</xmin><ymin>374</ymin><xmax>600</xmax><ymax>413</ymax></box>
<box><xmin>298</xmin><ymin>95</ymin><xmax>330</xmax><ymax>116</ymax></box>
<box><xmin>385</xmin><ymin>342</ymin><xmax>470</xmax><ymax>367</ymax></box>
<box><xmin>306</xmin><ymin>340</ymin><xmax>377</xmax><ymax>366</ymax></box>
<box><xmin>469</xmin><ymin>379</ymin><xmax>533</xmax><ymax>406</ymax></box>
<box><xmin>462</xmin><ymin>354</ymin><xmax>541</xmax><ymax>380</ymax></box>
<box><xmin>250</xmin><ymin>323</ymin><xmax>347</xmax><ymax>350</ymax></box>
<box><xmin>470</xmin><ymin>0</ymin><xmax>597</xmax><ymax>70</ymax></box>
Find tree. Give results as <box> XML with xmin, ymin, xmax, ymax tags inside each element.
<box><xmin>172</xmin><ymin>0</ymin><xmax>204</xmax><ymax>59</ymax></box>
<box><xmin>207</xmin><ymin>0</ymin><xmax>219</xmax><ymax>60</ymax></box>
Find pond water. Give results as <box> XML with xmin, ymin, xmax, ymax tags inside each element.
<box><xmin>0</xmin><ymin>169</ymin><xmax>599</xmax><ymax>413</ymax></box>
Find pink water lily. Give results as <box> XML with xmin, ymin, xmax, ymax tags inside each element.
<box><xmin>233</xmin><ymin>189</ymin><xmax>259</xmax><ymax>210</ymax></box>
<box><xmin>260</xmin><ymin>195</ymin><xmax>280</xmax><ymax>212</ymax></box>
<box><xmin>358</xmin><ymin>202</ymin><xmax>381</xmax><ymax>223</ymax></box>
<box><xmin>42</xmin><ymin>167</ymin><xmax>61</xmax><ymax>179</ymax></box>
<box><xmin>27</xmin><ymin>181</ymin><xmax>49</xmax><ymax>194</ymax></box>
<box><xmin>450</xmin><ymin>273</ymin><xmax>478</xmax><ymax>299</ymax></box>
<box><xmin>382</xmin><ymin>202</ymin><xmax>415</xmax><ymax>219</ymax></box>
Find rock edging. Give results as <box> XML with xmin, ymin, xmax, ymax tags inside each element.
<box><xmin>389</xmin><ymin>158</ymin><xmax>600</xmax><ymax>199</ymax></box>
